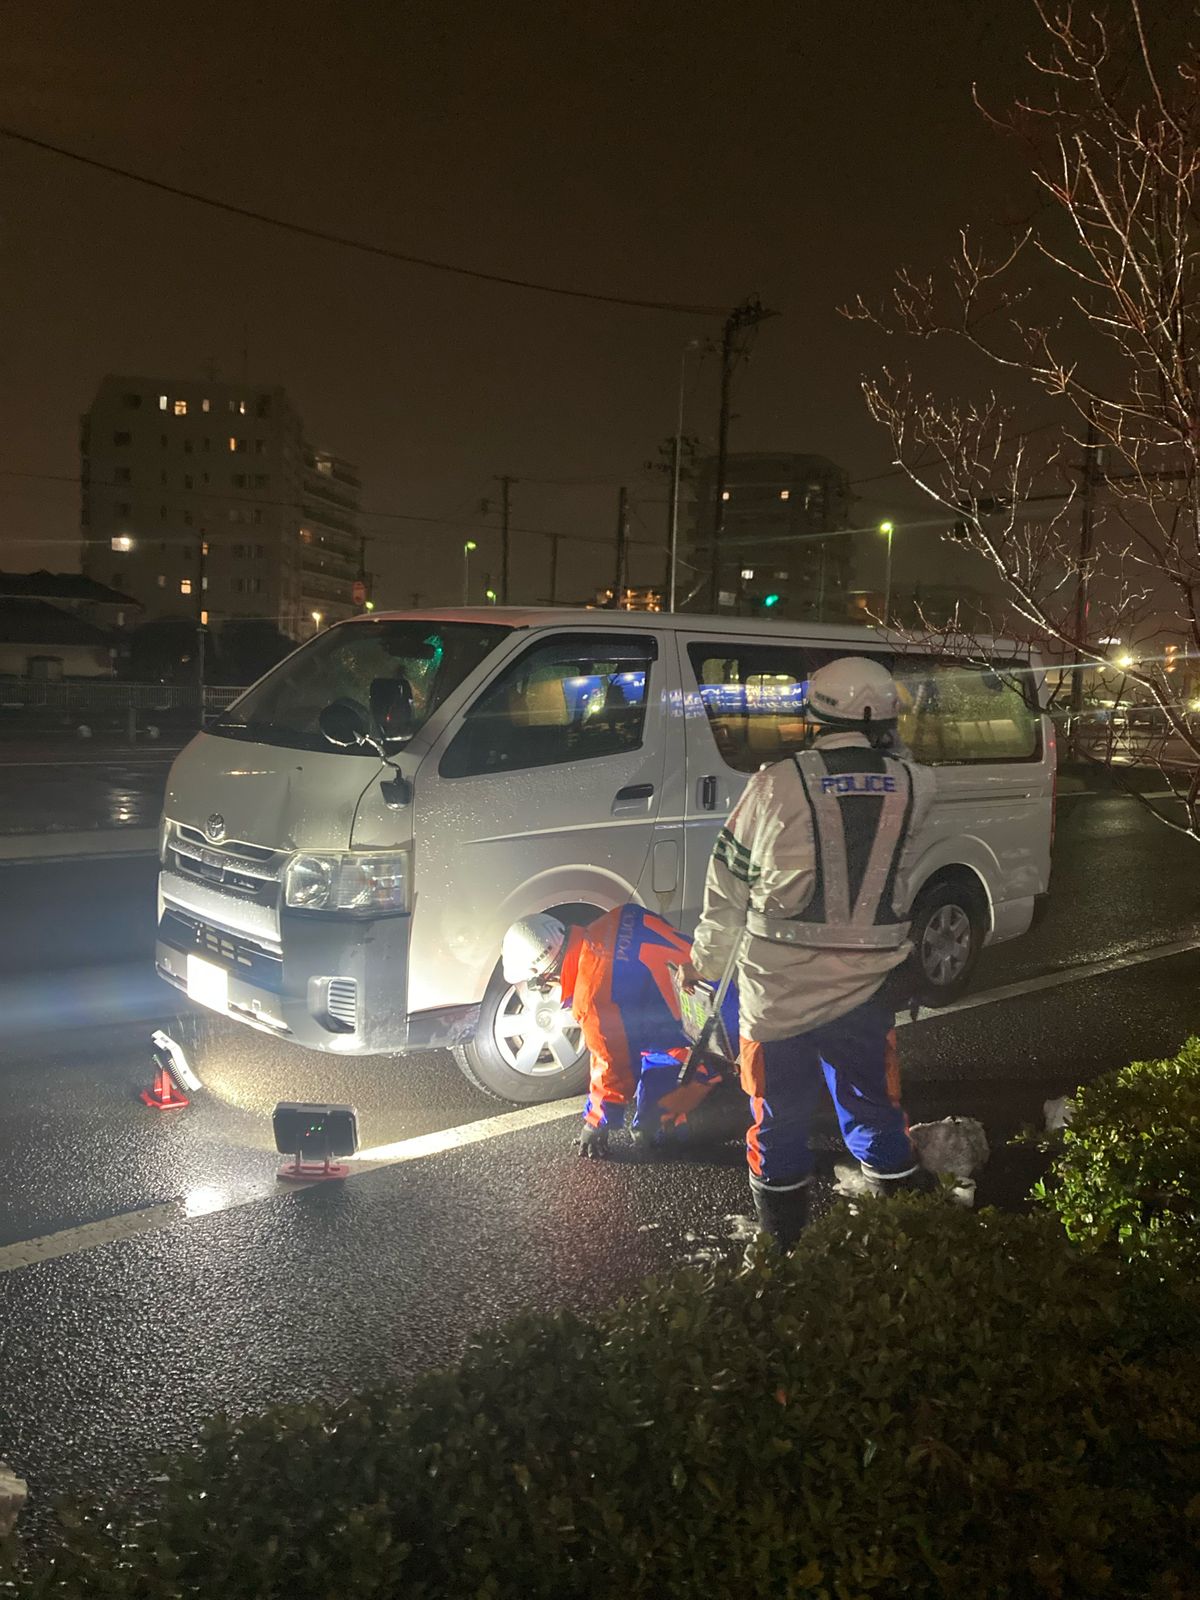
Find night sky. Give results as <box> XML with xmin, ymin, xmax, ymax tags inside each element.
<box><xmin>1</xmin><ymin>1</ymin><xmax>1040</xmax><ymax>612</ymax></box>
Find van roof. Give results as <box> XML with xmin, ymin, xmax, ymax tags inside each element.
<box><xmin>342</xmin><ymin>605</ymin><xmax>1031</xmax><ymax>658</ymax></box>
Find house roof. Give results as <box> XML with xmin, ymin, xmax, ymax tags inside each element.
<box><xmin>0</xmin><ymin>598</ymin><xmax>114</xmax><ymax>646</ymax></box>
<box><xmin>0</xmin><ymin>570</ymin><xmax>139</xmax><ymax>606</ymax></box>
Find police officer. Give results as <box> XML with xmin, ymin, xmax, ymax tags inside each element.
<box><xmin>687</xmin><ymin>656</ymin><xmax>936</xmax><ymax>1246</ymax></box>
<box><xmin>501</xmin><ymin>905</ymin><xmax>734</xmax><ymax>1157</ymax></box>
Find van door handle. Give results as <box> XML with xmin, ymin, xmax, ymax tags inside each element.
<box><xmin>700</xmin><ymin>775</ymin><xmax>718</xmax><ymax>810</ymax></box>
<box><xmin>614</xmin><ymin>783</ymin><xmax>654</xmax><ymax>802</ymax></box>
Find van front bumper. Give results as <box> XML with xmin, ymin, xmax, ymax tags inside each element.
<box><xmin>156</xmin><ymin>903</ymin><xmax>476</xmax><ymax>1055</ymax></box>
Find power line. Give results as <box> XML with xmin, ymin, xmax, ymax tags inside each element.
<box><xmin>0</xmin><ymin>124</ymin><xmax>726</xmax><ymax>318</ymax></box>
<box><xmin>0</xmin><ymin>468</ymin><xmax>667</xmax><ymax>549</ymax></box>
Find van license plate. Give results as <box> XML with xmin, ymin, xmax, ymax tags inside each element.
<box><xmin>187</xmin><ymin>954</ymin><xmax>229</xmax><ymax>1012</ymax></box>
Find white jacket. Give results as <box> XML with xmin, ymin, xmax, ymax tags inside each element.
<box><xmin>691</xmin><ymin>733</ymin><xmax>936</xmax><ymax>1042</ymax></box>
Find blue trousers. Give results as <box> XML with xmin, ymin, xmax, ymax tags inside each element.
<box><xmin>739</xmin><ymin>996</ymin><xmax>916</xmax><ymax>1188</ymax></box>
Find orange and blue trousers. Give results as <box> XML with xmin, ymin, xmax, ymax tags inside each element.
<box><xmin>739</xmin><ymin>995</ymin><xmax>916</xmax><ymax>1191</ymax></box>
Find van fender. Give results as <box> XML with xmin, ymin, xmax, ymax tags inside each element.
<box><xmin>906</xmin><ymin>835</ymin><xmax>999</xmax><ymax>935</ymax></box>
<box><xmin>462</xmin><ymin>864</ymin><xmax>645</xmax><ymax>1003</ymax></box>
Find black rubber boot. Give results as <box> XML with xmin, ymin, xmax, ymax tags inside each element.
<box><xmin>859</xmin><ymin>1165</ymin><xmax>938</xmax><ymax>1199</ymax></box>
<box><xmin>750</xmin><ymin>1181</ymin><xmax>811</xmax><ymax>1249</ymax></box>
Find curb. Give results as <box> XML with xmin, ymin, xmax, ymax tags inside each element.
<box><xmin>0</xmin><ymin>829</ymin><xmax>158</xmax><ymax>863</ymax></box>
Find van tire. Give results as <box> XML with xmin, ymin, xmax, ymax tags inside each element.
<box><xmin>906</xmin><ymin>878</ymin><xmax>987</xmax><ymax>1006</ymax></box>
<box><xmin>453</xmin><ymin>963</ymin><xmax>590</xmax><ymax>1104</ymax></box>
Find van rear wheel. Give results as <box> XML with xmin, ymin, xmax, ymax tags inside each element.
<box><xmin>453</xmin><ymin>965</ymin><xmax>590</xmax><ymax>1104</ymax></box>
<box><xmin>907</xmin><ymin>879</ymin><xmax>987</xmax><ymax>1005</ymax></box>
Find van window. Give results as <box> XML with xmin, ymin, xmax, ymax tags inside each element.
<box><xmin>895</xmin><ymin>657</ymin><xmax>1041</xmax><ymax>764</ymax></box>
<box><xmin>688</xmin><ymin>642</ymin><xmax>889</xmax><ymax>772</ymax></box>
<box><xmin>212</xmin><ymin>620</ymin><xmax>511</xmax><ymax>753</ymax></box>
<box><xmin>441</xmin><ymin>633</ymin><xmax>656</xmax><ymax>778</ymax></box>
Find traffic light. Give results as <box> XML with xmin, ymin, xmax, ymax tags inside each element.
<box><xmin>762</xmin><ymin>593</ymin><xmax>781</xmax><ymax>608</ymax></box>
<box><xmin>750</xmin><ymin>592</ymin><xmax>784</xmax><ymax>616</ymax></box>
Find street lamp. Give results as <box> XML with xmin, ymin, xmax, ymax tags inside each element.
<box><xmin>311</xmin><ymin>610</ymin><xmax>324</xmax><ymax>633</ymax></box>
<box><xmin>462</xmin><ymin>540</ymin><xmax>478</xmax><ymax>605</ymax></box>
<box><xmin>879</xmin><ymin>521</ymin><xmax>894</xmax><ymax>625</ymax></box>
<box><xmin>484</xmin><ymin>587</ymin><xmax>497</xmax><ymax>604</ymax></box>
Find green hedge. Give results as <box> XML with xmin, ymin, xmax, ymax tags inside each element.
<box><xmin>7</xmin><ymin>1200</ymin><xmax>1200</xmax><ymax>1600</ymax></box>
<box><xmin>1038</xmin><ymin>1036</ymin><xmax>1200</xmax><ymax>1267</ymax></box>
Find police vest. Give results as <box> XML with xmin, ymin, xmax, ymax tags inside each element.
<box><xmin>746</xmin><ymin>746</ymin><xmax>916</xmax><ymax>951</ymax></box>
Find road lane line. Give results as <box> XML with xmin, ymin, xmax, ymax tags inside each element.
<box><xmin>350</xmin><ymin>1098</ymin><xmax>581</xmax><ymax>1165</ymax></box>
<box><xmin>3</xmin><ymin>933</ymin><xmax>1200</xmax><ymax>1275</ymax></box>
<box><xmin>898</xmin><ymin>933</ymin><xmax>1200</xmax><ymax>1027</ymax></box>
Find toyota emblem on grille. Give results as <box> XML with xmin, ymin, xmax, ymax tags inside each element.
<box><xmin>205</xmin><ymin>813</ymin><xmax>227</xmax><ymax>843</ymax></box>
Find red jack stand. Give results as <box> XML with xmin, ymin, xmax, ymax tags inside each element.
<box><xmin>277</xmin><ymin>1155</ymin><xmax>350</xmax><ymax>1183</ymax></box>
<box><xmin>141</xmin><ymin>1048</ymin><xmax>190</xmax><ymax>1111</ymax></box>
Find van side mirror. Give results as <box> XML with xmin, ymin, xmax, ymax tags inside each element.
<box><xmin>318</xmin><ymin>698</ymin><xmax>372</xmax><ymax>749</ymax></box>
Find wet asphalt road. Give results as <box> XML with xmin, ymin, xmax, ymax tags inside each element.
<box><xmin>0</xmin><ymin>784</ymin><xmax>1197</xmax><ymax>1519</ymax></box>
<box><xmin>0</xmin><ymin>740</ymin><xmax>175</xmax><ymax>835</ymax></box>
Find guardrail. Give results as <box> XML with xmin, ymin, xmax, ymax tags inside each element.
<box><xmin>0</xmin><ymin>682</ymin><xmax>244</xmax><ymax>731</ymax></box>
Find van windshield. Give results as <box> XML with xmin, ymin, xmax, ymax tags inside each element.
<box><xmin>211</xmin><ymin>620</ymin><xmax>512</xmax><ymax>753</ymax></box>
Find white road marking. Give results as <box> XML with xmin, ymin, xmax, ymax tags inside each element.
<box><xmin>3</xmin><ymin>932</ymin><xmax>1200</xmax><ymax>1276</ymax></box>
<box><xmin>0</xmin><ymin>1195</ymin><xmax>265</xmax><ymax>1275</ymax></box>
<box><xmin>896</xmin><ymin>933</ymin><xmax>1200</xmax><ymax>1027</ymax></box>
<box><xmin>350</xmin><ymin>1098</ymin><xmax>581</xmax><ymax>1164</ymax></box>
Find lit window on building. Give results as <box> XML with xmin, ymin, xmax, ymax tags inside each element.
<box><xmin>721</xmin><ymin>489</ymin><xmax>731</xmax><ymax>501</ymax></box>
<box><xmin>299</xmin><ymin>527</ymin><xmax>313</xmax><ymax>544</ymax></box>
<box><xmin>200</xmin><ymin>610</ymin><xmax>208</xmax><ymax>625</ymax></box>
<box><xmin>174</xmin><ymin>400</ymin><xmax>187</xmax><ymax>416</ymax></box>
<box><xmin>229</xmin><ymin>438</ymin><xmax>242</xmax><ymax>452</ymax></box>
<box><xmin>779</xmin><ymin>489</ymin><xmax>790</xmax><ymax>500</ymax></box>
<box><xmin>201</xmin><ymin>399</ymin><xmax>211</xmax><ymax>413</ymax></box>
<box><xmin>180</xmin><ymin>578</ymin><xmax>192</xmax><ymax>595</ymax></box>
<box><xmin>111</xmin><ymin>535</ymin><xmax>134</xmax><ymax>553</ymax></box>
<box><xmin>159</xmin><ymin>395</ymin><xmax>168</xmax><ymax>410</ymax></box>
<box><xmin>157</xmin><ymin>574</ymin><xmax>166</xmax><ymax>588</ymax></box>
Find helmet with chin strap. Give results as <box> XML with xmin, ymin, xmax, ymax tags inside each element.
<box><xmin>804</xmin><ymin>656</ymin><xmax>900</xmax><ymax>735</ymax></box>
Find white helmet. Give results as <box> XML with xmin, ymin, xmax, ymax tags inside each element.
<box><xmin>805</xmin><ymin>656</ymin><xmax>900</xmax><ymax>731</ymax></box>
<box><xmin>502</xmin><ymin>913</ymin><xmax>568</xmax><ymax>985</ymax></box>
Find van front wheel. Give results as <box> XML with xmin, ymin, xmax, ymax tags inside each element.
<box><xmin>907</xmin><ymin>879</ymin><xmax>987</xmax><ymax>1005</ymax></box>
<box><xmin>453</xmin><ymin>966</ymin><xmax>590</xmax><ymax>1104</ymax></box>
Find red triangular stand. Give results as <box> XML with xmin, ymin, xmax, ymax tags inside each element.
<box><xmin>140</xmin><ymin>1055</ymin><xmax>190</xmax><ymax>1111</ymax></box>
<box><xmin>277</xmin><ymin>1157</ymin><xmax>350</xmax><ymax>1183</ymax></box>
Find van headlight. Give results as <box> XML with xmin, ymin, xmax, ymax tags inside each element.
<box><xmin>284</xmin><ymin>850</ymin><xmax>411</xmax><ymax>914</ymax></box>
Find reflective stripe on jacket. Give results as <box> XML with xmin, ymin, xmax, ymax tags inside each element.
<box><xmin>746</xmin><ymin>746</ymin><xmax>915</xmax><ymax>951</ymax></box>
<box><xmin>561</xmin><ymin>904</ymin><xmax>692</xmax><ymax>1111</ymax></box>
<box><xmin>691</xmin><ymin>732</ymin><xmax>936</xmax><ymax>1041</ymax></box>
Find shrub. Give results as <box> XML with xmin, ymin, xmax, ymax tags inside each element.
<box><xmin>1037</xmin><ymin>1035</ymin><xmax>1200</xmax><ymax>1268</ymax></box>
<box><xmin>6</xmin><ymin>1202</ymin><xmax>1200</xmax><ymax>1600</ymax></box>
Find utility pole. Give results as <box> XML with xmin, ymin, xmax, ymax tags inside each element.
<box><xmin>495</xmin><ymin>475</ymin><xmax>516</xmax><ymax>603</ymax></box>
<box><xmin>613</xmin><ymin>486</ymin><xmax>629</xmax><ymax>606</ymax></box>
<box><xmin>1069</xmin><ymin>423</ymin><xmax>1102</xmax><ymax>755</ymax></box>
<box><xmin>195</xmin><ymin>529</ymin><xmax>208</xmax><ymax>718</ymax></box>
<box><xmin>707</xmin><ymin>297</ymin><xmax>779</xmax><ymax>613</ymax></box>
<box><xmin>667</xmin><ymin>339</ymin><xmax>700</xmax><ymax>612</ymax></box>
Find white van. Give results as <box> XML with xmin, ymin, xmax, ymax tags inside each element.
<box><xmin>156</xmin><ymin>608</ymin><xmax>1055</xmax><ymax>1102</ymax></box>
